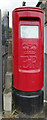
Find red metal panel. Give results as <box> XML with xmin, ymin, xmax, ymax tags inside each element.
<box><xmin>12</xmin><ymin>7</ymin><xmax>44</xmax><ymax>91</ymax></box>
<box><xmin>13</xmin><ymin>7</ymin><xmax>44</xmax><ymax>13</ymax></box>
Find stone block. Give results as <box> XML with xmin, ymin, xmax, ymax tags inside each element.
<box><xmin>8</xmin><ymin>39</ymin><xmax>12</xmax><ymax>56</ymax></box>
<box><xmin>7</xmin><ymin>56</ymin><xmax>12</xmax><ymax>72</ymax></box>
<box><xmin>3</xmin><ymin>90</ymin><xmax>12</xmax><ymax>112</ymax></box>
<box><xmin>5</xmin><ymin>72</ymin><xmax>12</xmax><ymax>90</ymax></box>
<box><xmin>0</xmin><ymin>113</ymin><xmax>2</xmax><ymax>119</ymax></box>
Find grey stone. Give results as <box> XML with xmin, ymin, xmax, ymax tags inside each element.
<box><xmin>3</xmin><ymin>90</ymin><xmax>12</xmax><ymax>112</ymax></box>
<box><xmin>7</xmin><ymin>56</ymin><xmax>12</xmax><ymax>72</ymax></box>
<box><xmin>5</xmin><ymin>72</ymin><xmax>12</xmax><ymax>90</ymax></box>
<box><xmin>0</xmin><ymin>10</ymin><xmax>2</xmax><ymax>112</ymax></box>
<box><xmin>8</xmin><ymin>39</ymin><xmax>12</xmax><ymax>56</ymax></box>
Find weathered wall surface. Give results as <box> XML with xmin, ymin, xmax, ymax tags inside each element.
<box><xmin>0</xmin><ymin>10</ymin><xmax>2</xmax><ymax>113</ymax></box>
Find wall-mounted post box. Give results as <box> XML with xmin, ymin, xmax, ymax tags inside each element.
<box><xmin>12</xmin><ymin>7</ymin><xmax>44</xmax><ymax>115</ymax></box>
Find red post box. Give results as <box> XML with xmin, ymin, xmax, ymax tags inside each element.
<box><xmin>12</xmin><ymin>7</ymin><xmax>44</xmax><ymax>115</ymax></box>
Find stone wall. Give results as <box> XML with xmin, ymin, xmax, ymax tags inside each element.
<box><xmin>45</xmin><ymin>1</ymin><xmax>47</xmax><ymax>22</ymax></box>
<box><xmin>3</xmin><ymin>39</ymin><xmax>12</xmax><ymax>112</ymax></box>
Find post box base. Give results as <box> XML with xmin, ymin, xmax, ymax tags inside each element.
<box><xmin>13</xmin><ymin>88</ymin><xmax>44</xmax><ymax>115</ymax></box>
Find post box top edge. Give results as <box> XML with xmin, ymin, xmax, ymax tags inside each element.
<box><xmin>12</xmin><ymin>7</ymin><xmax>44</xmax><ymax>14</ymax></box>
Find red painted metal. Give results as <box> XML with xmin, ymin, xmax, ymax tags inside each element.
<box><xmin>12</xmin><ymin>7</ymin><xmax>44</xmax><ymax>91</ymax></box>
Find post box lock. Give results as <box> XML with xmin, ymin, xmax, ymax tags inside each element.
<box><xmin>40</xmin><ymin>52</ymin><xmax>42</xmax><ymax>55</ymax></box>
